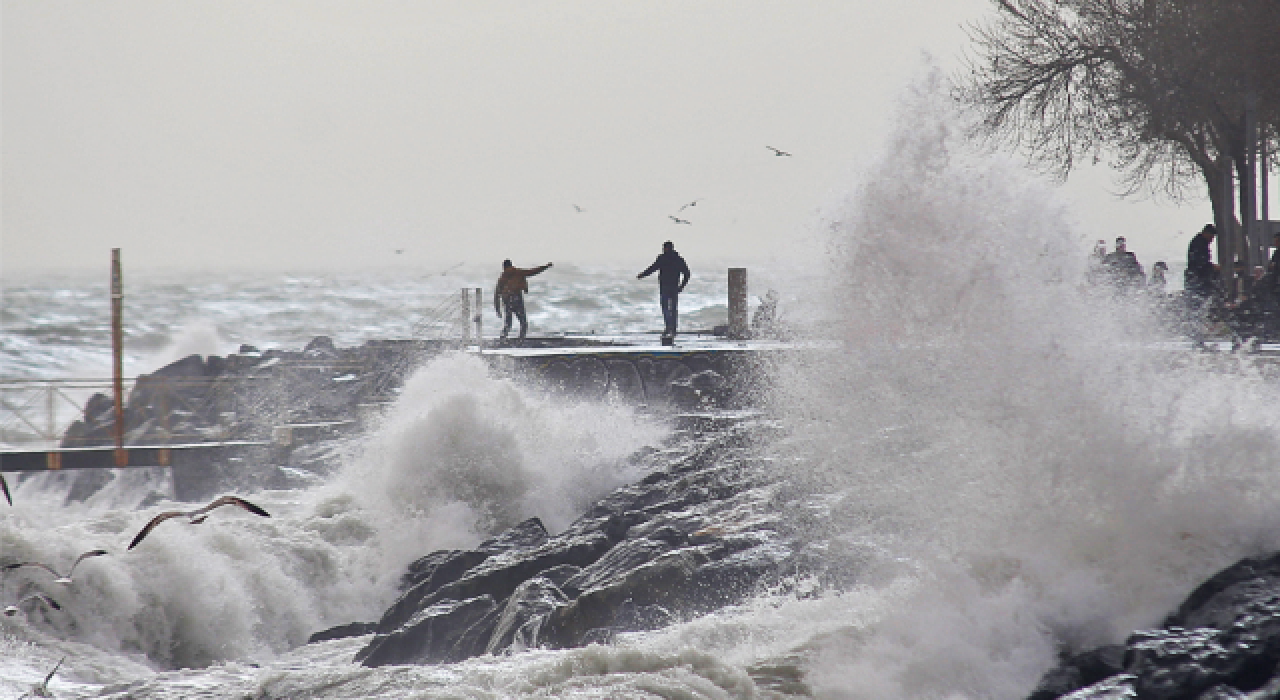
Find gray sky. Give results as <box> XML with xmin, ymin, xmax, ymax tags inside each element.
<box><xmin>2</xmin><ymin>1</ymin><xmax>1227</xmax><ymax>275</ymax></box>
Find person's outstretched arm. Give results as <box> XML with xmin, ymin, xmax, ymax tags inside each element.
<box><xmin>526</xmin><ymin>263</ymin><xmax>553</xmax><ymax>277</ymax></box>
<box><xmin>637</xmin><ymin>259</ymin><xmax>660</xmax><ymax>280</ymax></box>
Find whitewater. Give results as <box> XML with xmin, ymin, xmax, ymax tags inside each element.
<box><xmin>5</xmin><ymin>75</ymin><xmax>1280</xmax><ymax>699</ymax></box>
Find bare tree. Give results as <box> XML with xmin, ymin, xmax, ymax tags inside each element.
<box><xmin>961</xmin><ymin>0</ymin><xmax>1279</xmax><ymax>238</ymax></box>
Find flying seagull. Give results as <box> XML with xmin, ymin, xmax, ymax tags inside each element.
<box><xmin>1</xmin><ymin>474</ymin><xmax>9</xmax><ymax>506</ymax></box>
<box><xmin>395</xmin><ymin>249</ymin><xmax>405</xmax><ymax>255</ymax></box>
<box><xmin>128</xmin><ymin>496</ymin><xmax>271</xmax><ymax>550</ymax></box>
<box><xmin>3</xmin><ymin>593</ymin><xmax>61</xmax><ymax>617</ymax></box>
<box><xmin>677</xmin><ymin>199</ymin><xmax>702</xmax><ymax>212</ymax></box>
<box><xmin>573</xmin><ymin>204</ymin><xmax>586</xmax><ymax>213</ymax></box>
<box><xmin>26</xmin><ymin>656</ymin><xmax>64</xmax><ymax>699</ymax></box>
<box><xmin>669</xmin><ymin>216</ymin><xmax>692</xmax><ymax>225</ymax></box>
<box><xmin>766</xmin><ymin>146</ymin><xmax>792</xmax><ymax>157</ymax></box>
<box><xmin>4</xmin><ymin>550</ymin><xmax>109</xmax><ymax>584</ymax></box>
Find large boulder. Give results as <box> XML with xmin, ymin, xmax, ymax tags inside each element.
<box><xmin>485</xmin><ymin>577</ymin><xmax>571</xmax><ymax>655</ymax></box>
<box><xmin>358</xmin><ymin>595</ymin><xmax>498</xmax><ymax>667</ymax></box>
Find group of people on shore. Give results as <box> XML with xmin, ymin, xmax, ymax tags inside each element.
<box><xmin>1094</xmin><ymin>224</ymin><xmax>1280</xmax><ymax>342</ymax></box>
<box><xmin>492</xmin><ymin>241</ymin><xmax>691</xmax><ymax>341</ymax></box>
<box><xmin>1088</xmin><ymin>236</ymin><xmax>1170</xmax><ymax>292</ymax></box>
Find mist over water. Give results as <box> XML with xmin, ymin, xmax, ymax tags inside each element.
<box><xmin>775</xmin><ymin>72</ymin><xmax>1280</xmax><ymax>699</ymax></box>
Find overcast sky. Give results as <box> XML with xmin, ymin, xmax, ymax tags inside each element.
<box><xmin>2</xmin><ymin>1</ymin><xmax>1232</xmax><ymax>275</ymax></box>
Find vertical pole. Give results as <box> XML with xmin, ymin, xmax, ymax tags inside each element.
<box><xmin>460</xmin><ymin>288</ymin><xmax>471</xmax><ymax>341</ymax></box>
<box><xmin>1244</xmin><ymin>92</ymin><xmax>1259</xmax><ymax>269</ymax></box>
<box><xmin>1262</xmin><ymin>132</ymin><xmax>1271</xmax><ymax>249</ymax></box>
<box><xmin>474</xmin><ymin>287</ymin><xmax>483</xmax><ymax>344</ymax></box>
<box><xmin>728</xmin><ymin>267</ymin><xmax>748</xmax><ymax>339</ymax></box>
<box><xmin>1219</xmin><ymin>164</ymin><xmax>1236</xmax><ymax>298</ymax></box>
<box><xmin>46</xmin><ymin>384</ymin><xmax>55</xmax><ymax>443</ymax></box>
<box><xmin>111</xmin><ymin>249</ymin><xmax>127</xmax><ymax>467</ymax></box>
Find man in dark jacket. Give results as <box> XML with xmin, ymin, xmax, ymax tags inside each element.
<box><xmin>1184</xmin><ymin>224</ymin><xmax>1218</xmax><ymax>300</ymax></box>
<box><xmin>494</xmin><ymin>259</ymin><xmax>552</xmax><ymax>340</ymax></box>
<box><xmin>637</xmin><ymin>241</ymin><xmax>691</xmax><ymax>339</ymax></box>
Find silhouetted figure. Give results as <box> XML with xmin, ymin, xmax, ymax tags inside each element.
<box><xmin>1184</xmin><ymin>225</ymin><xmax>1218</xmax><ymax>301</ymax></box>
<box><xmin>1185</xmin><ymin>225</ymin><xmax>1219</xmax><ymax>346</ymax></box>
<box><xmin>637</xmin><ymin>241</ymin><xmax>691</xmax><ymax>339</ymax></box>
<box><xmin>1102</xmin><ymin>236</ymin><xmax>1144</xmax><ymax>290</ymax></box>
<box><xmin>1149</xmin><ymin>261</ymin><xmax>1168</xmax><ymax>292</ymax></box>
<box><xmin>494</xmin><ymin>260</ymin><xmax>553</xmax><ymax>340</ymax></box>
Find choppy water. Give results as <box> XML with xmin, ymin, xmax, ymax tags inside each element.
<box><xmin>6</xmin><ymin>73</ymin><xmax>1280</xmax><ymax>700</ymax></box>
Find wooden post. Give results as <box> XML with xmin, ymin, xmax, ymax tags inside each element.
<box><xmin>111</xmin><ymin>249</ymin><xmax>126</xmax><ymax>467</ymax></box>
<box><xmin>728</xmin><ymin>267</ymin><xmax>748</xmax><ymax>339</ymax></box>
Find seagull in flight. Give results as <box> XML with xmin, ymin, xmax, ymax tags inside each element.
<box><xmin>677</xmin><ymin>199</ymin><xmax>702</xmax><ymax>212</ymax></box>
<box><xmin>669</xmin><ymin>216</ymin><xmax>692</xmax><ymax>225</ymax></box>
<box><xmin>25</xmin><ymin>656</ymin><xmax>64</xmax><ymax>699</ymax></box>
<box><xmin>573</xmin><ymin>204</ymin><xmax>586</xmax><ymax>213</ymax></box>
<box><xmin>3</xmin><ymin>593</ymin><xmax>61</xmax><ymax>617</ymax></box>
<box><xmin>1</xmin><ymin>474</ymin><xmax>10</xmax><ymax>506</ymax></box>
<box><xmin>128</xmin><ymin>495</ymin><xmax>271</xmax><ymax>550</ymax></box>
<box><xmin>766</xmin><ymin>146</ymin><xmax>792</xmax><ymax>157</ymax></box>
<box><xmin>395</xmin><ymin>249</ymin><xmax>405</xmax><ymax>255</ymax></box>
<box><xmin>4</xmin><ymin>550</ymin><xmax>108</xmax><ymax>585</ymax></box>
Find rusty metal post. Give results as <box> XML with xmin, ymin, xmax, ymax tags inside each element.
<box><xmin>111</xmin><ymin>249</ymin><xmax>127</xmax><ymax>466</ymax></box>
<box><xmin>728</xmin><ymin>267</ymin><xmax>748</xmax><ymax>339</ymax></box>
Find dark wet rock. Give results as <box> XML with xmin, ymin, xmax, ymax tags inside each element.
<box><xmin>477</xmin><ymin>517</ymin><xmax>549</xmax><ymax>554</ymax></box>
<box><xmin>536</xmin><ymin>564</ymin><xmax>583</xmax><ymax>592</ymax></box>
<box><xmin>358</xmin><ymin>595</ymin><xmax>498</xmax><ymax>667</ymax></box>
<box><xmin>563</xmin><ymin>538</ymin><xmax>674</xmax><ymax>593</ymax></box>
<box><xmin>308</xmin><ymin>621</ymin><xmax>377</xmax><ymax>644</ymax></box>
<box><xmin>304</xmin><ymin>336</ymin><xmax>337</xmax><ymax>356</ymax></box>
<box><xmin>485</xmin><ymin>577</ymin><xmax>570</xmax><ymax>655</ymax></box>
<box><xmin>1197</xmin><ymin>685</ymin><xmax>1248</xmax><ymax>699</ymax></box>
<box><xmin>386</xmin><ymin>518</ymin><xmax>550</xmax><ymax>631</ymax></box>
<box><xmin>1057</xmin><ymin>674</ymin><xmax>1138</xmax><ymax>699</ymax></box>
<box><xmin>1028</xmin><ymin>552</ymin><xmax>1280</xmax><ymax>699</ymax></box>
<box><xmin>447</xmin><ymin>600</ymin><xmax>505</xmax><ymax>661</ymax></box>
<box><xmin>541</xmin><ymin>547</ymin><xmax>713</xmax><ymax>648</ymax></box>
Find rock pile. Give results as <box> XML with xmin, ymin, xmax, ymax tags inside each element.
<box><xmin>1031</xmin><ymin>552</ymin><xmax>1280</xmax><ymax>700</ymax></box>
<box><xmin>308</xmin><ymin>418</ymin><xmax>794</xmax><ymax>666</ymax></box>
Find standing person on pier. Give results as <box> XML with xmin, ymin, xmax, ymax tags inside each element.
<box><xmin>494</xmin><ymin>259</ymin><xmax>552</xmax><ymax>341</ymax></box>
<box><xmin>637</xmin><ymin>241</ymin><xmax>691</xmax><ymax>341</ymax></box>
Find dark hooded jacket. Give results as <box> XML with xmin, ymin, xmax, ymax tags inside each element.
<box><xmin>639</xmin><ymin>251</ymin><xmax>691</xmax><ymax>293</ymax></box>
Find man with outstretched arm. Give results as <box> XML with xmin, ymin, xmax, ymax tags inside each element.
<box><xmin>637</xmin><ymin>241</ymin><xmax>691</xmax><ymax>340</ymax></box>
<box><xmin>494</xmin><ymin>259</ymin><xmax>552</xmax><ymax>340</ymax></box>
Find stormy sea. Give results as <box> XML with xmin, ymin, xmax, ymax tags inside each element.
<box><xmin>5</xmin><ymin>81</ymin><xmax>1280</xmax><ymax>700</ymax></box>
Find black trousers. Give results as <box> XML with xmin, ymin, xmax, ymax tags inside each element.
<box><xmin>660</xmin><ymin>288</ymin><xmax>679</xmax><ymax>336</ymax></box>
<box><xmin>501</xmin><ymin>294</ymin><xmax>527</xmax><ymax>339</ymax></box>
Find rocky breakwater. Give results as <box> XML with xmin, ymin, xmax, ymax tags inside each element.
<box><xmin>1031</xmin><ymin>553</ymin><xmax>1280</xmax><ymax>700</ymax></box>
<box><xmin>309</xmin><ymin>416</ymin><xmax>796</xmax><ymax>668</ymax></box>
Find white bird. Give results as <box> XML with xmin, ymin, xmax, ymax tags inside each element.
<box><xmin>128</xmin><ymin>495</ymin><xmax>271</xmax><ymax>550</ymax></box>
<box><xmin>766</xmin><ymin>145</ymin><xmax>792</xmax><ymax>157</ymax></box>
<box><xmin>669</xmin><ymin>216</ymin><xmax>692</xmax><ymax>225</ymax></box>
<box><xmin>3</xmin><ymin>593</ymin><xmax>61</xmax><ymax>617</ymax></box>
<box><xmin>573</xmin><ymin>204</ymin><xmax>586</xmax><ymax>213</ymax></box>
<box><xmin>4</xmin><ymin>550</ymin><xmax>108</xmax><ymax>584</ymax></box>
<box><xmin>678</xmin><ymin>199</ymin><xmax>702</xmax><ymax>212</ymax></box>
<box><xmin>24</xmin><ymin>656</ymin><xmax>63</xmax><ymax>698</ymax></box>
